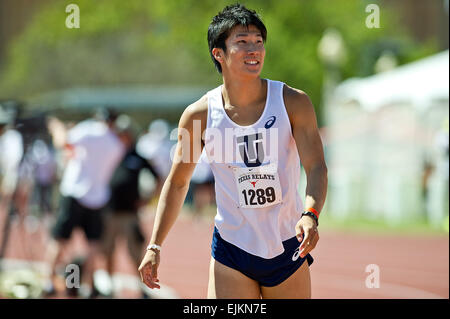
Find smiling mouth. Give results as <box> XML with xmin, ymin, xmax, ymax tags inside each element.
<box><xmin>244</xmin><ymin>60</ymin><xmax>259</xmax><ymax>65</ymax></box>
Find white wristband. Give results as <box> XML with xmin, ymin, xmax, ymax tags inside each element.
<box><xmin>147</xmin><ymin>244</ymin><xmax>161</xmax><ymax>252</ymax></box>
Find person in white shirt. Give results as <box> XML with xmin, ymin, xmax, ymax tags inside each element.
<box><xmin>0</xmin><ymin>123</ymin><xmax>23</xmax><ymax>210</ymax></box>
<box><xmin>0</xmin><ymin>107</ymin><xmax>24</xmax><ymax>261</ymax></box>
<box><xmin>47</xmin><ymin>109</ymin><xmax>125</xmax><ymax>297</ymax></box>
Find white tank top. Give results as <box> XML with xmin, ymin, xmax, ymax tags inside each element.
<box><xmin>204</xmin><ymin>79</ymin><xmax>304</xmax><ymax>259</ymax></box>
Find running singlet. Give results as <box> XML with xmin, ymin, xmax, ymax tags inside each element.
<box><xmin>204</xmin><ymin>79</ymin><xmax>304</xmax><ymax>259</ymax></box>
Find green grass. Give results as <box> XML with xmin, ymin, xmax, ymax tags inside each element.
<box><xmin>180</xmin><ymin>204</ymin><xmax>449</xmax><ymax>237</ymax></box>
<box><xmin>318</xmin><ymin>214</ymin><xmax>449</xmax><ymax>237</ymax></box>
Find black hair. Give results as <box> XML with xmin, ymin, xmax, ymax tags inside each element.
<box><xmin>207</xmin><ymin>3</ymin><xmax>267</xmax><ymax>73</ymax></box>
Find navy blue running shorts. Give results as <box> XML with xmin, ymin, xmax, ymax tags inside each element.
<box><xmin>211</xmin><ymin>227</ymin><xmax>314</xmax><ymax>287</ymax></box>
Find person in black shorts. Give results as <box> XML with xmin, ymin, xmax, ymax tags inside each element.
<box><xmin>101</xmin><ymin>114</ymin><xmax>162</xmax><ymax>297</ymax></box>
<box><xmin>47</xmin><ymin>109</ymin><xmax>125</xmax><ymax>297</ymax></box>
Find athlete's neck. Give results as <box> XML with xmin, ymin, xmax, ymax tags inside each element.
<box><xmin>222</xmin><ymin>77</ymin><xmax>266</xmax><ymax>109</ymax></box>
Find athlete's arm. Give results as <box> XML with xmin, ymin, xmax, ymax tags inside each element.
<box><xmin>138</xmin><ymin>96</ymin><xmax>208</xmax><ymax>289</ymax></box>
<box><xmin>284</xmin><ymin>85</ymin><xmax>328</xmax><ymax>257</ymax></box>
<box><xmin>149</xmin><ymin>97</ymin><xmax>207</xmax><ymax>247</ymax></box>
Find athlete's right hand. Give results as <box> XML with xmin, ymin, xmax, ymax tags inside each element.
<box><xmin>138</xmin><ymin>249</ymin><xmax>161</xmax><ymax>289</ymax></box>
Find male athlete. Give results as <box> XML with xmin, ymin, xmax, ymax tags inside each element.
<box><xmin>139</xmin><ymin>4</ymin><xmax>327</xmax><ymax>299</ymax></box>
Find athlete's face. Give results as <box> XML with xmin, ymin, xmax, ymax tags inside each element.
<box><xmin>213</xmin><ymin>24</ymin><xmax>265</xmax><ymax>77</ymax></box>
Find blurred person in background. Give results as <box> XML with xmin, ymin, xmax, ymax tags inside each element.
<box><xmin>429</xmin><ymin>117</ymin><xmax>449</xmax><ymax>228</ymax></box>
<box><xmin>0</xmin><ymin>102</ymin><xmax>25</xmax><ymax>264</ymax></box>
<box><xmin>187</xmin><ymin>150</ymin><xmax>215</xmax><ymax>220</ymax></box>
<box><xmin>45</xmin><ymin>108</ymin><xmax>125</xmax><ymax>297</ymax></box>
<box><xmin>136</xmin><ymin>119</ymin><xmax>175</xmax><ymax>202</ymax></box>
<box><xmin>101</xmin><ymin>114</ymin><xmax>162</xmax><ymax>298</ymax></box>
<box><xmin>1</xmin><ymin>103</ymin><xmax>58</xmax><ymax>271</ymax></box>
<box><xmin>29</xmin><ymin>138</ymin><xmax>58</xmax><ymax>227</ymax></box>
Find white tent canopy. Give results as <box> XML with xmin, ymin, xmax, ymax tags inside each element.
<box><xmin>323</xmin><ymin>50</ymin><xmax>449</xmax><ymax>227</ymax></box>
<box><xmin>333</xmin><ymin>50</ymin><xmax>449</xmax><ymax>111</ymax></box>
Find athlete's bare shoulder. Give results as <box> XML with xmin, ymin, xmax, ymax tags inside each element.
<box><xmin>282</xmin><ymin>83</ymin><xmax>317</xmax><ymax>127</ymax></box>
<box><xmin>179</xmin><ymin>94</ymin><xmax>208</xmax><ymax>126</ymax></box>
<box><xmin>179</xmin><ymin>94</ymin><xmax>208</xmax><ymax>127</ymax></box>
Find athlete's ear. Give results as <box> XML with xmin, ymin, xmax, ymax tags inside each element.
<box><xmin>212</xmin><ymin>48</ymin><xmax>223</xmax><ymax>62</ymax></box>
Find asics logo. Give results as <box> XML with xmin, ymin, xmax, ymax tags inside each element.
<box><xmin>264</xmin><ymin>116</ymin><xmax>276</xmax><ymax>129</ymax></box>
<box><xmin>292</xmin><ymin>247</ymin><xmax>301</xmax><ymax>261</ymax></box>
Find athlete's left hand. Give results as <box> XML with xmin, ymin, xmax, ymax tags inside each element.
<box><xmin>295</xmin><ymin>215</ymin><xmax>319</xmax><ymax>258</ymax></box>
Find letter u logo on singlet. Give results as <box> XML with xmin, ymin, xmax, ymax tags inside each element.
<box><xmin>236</xmin><ymin>133</ymin><xmax>265</xmax><ymax>167</ymax></box>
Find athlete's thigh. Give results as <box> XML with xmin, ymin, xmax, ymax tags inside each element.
<box><xmin>260</xmin><ymin>260</ymin><xmax>311</xmax><ymax>299</ymax></box>
<box><xmin>207</xmin><ymin>257</ymin><xmax>261</xmax><ymax>299</ymax></box>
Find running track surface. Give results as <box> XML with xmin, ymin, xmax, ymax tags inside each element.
<box><xmin>0</xmin><ymin>209</ymin><xmax>448</xmax><ymax>299</ymax></box>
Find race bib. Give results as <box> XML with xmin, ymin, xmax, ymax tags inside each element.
<box><xmin>232</xmin><ymin>162</ymin><xmax>282</xmax><ymax>208</ymax></box>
